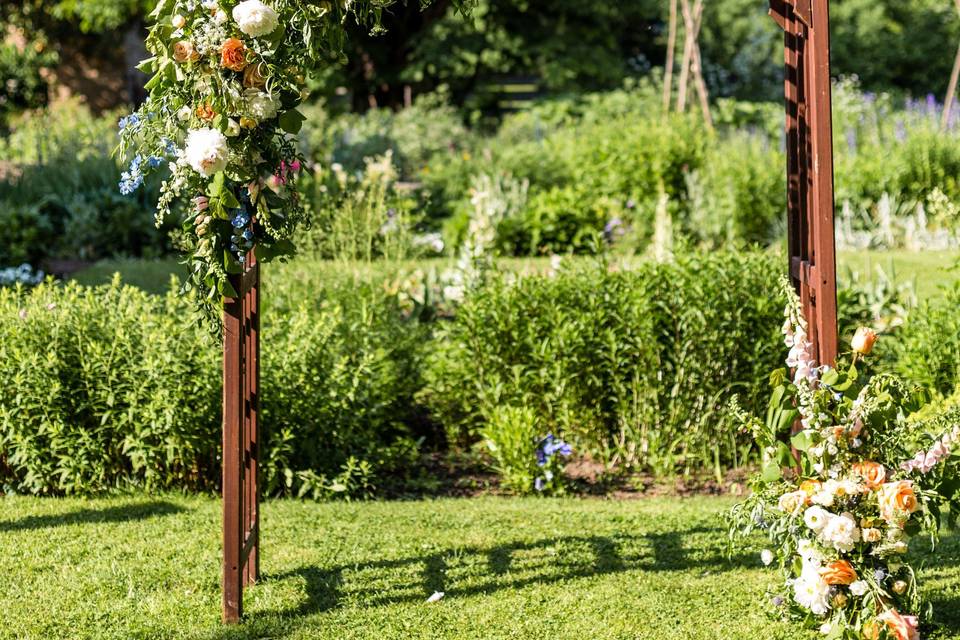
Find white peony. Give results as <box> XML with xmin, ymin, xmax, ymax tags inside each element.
<box><xmin>804</xmin><ymin>506</ymin><xmax>830</xmax><ymax>532</ymax></box>
<box><xmin>849</xmin><ymin>580</ymin><xmax>869</xmax><ymax>597</ymax></box>
<box><xmin>819</xmin><ymin>511</ymin><xmax>860</xmax><ymax>553</ymax></box>
<box><xmin>232</xmin><ymin>0</ymin><xmax>279</xmax><ymax>37</ymax></box>
<box><xmin>184</xmin><ymin>128</ymin><xmax>230</xmax><ymax>176</ymax></box>
<box><xmin>793</xmin><ymin>571</ymin><xmax>831</xmax><ymax>615</ymax></box>
<box><xmin>244</xmin><ymin>89</ymin><xmax>281</xmax><ymax>121</ymax></box>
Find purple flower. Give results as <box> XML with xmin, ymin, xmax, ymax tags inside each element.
<box><xmin>534</xmin><ymin>477</ymin><xmax>545</xmax><ymax>492</ymax></box>
<box><xmin>874</xmin><ymin>569</ymin><xmax>887</xmax><ymax>581</ymax></box>
<box><xmin>845</xmin><ymin>129</ymin><xmax>857</xmax><ymax>153</ymax></box>
<box><xmin>894</xmin><ymin>120</ymin><xmax>907</xmax><ymax>143</ymax></box>
<box><xmin>772</xmin><ymin>596</ymin><xmax>784</xmax><ymax>607</ymax></box>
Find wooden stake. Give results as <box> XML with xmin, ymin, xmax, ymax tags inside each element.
<box><xmin>677</xmin><ymin>0</ymin><xmax>703</xmax><ymax>113</ymax></box>
<box><xmin>663</xmin><ymin>0</ymin><xmax>679</xmax><ymax>113</ymax></box>
<box><xmin>941</xmin><ymin>0</ymin><xmax>960</xmax><ymax>130</ymax></box>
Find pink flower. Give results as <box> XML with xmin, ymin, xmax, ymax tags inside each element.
<box><xmin>194</xmin><ymin>196</ymin><xmax>209</xmax><ymax>212</ymax></box>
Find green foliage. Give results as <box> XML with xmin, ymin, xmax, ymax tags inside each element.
<box><xmin>0</xmin><ymin>278</ymin><xmax>220</xmax><ymax>494</ymax></box>
<box><xmin>894</xmin><ymin>283</ymin><xmax>960</xmax><ymax>398</ymax></box>
<box><xmin>480</xmin><ymin>405</ymin><xmax>541</xmax><ymax>495</ymax></box>
<box><xmin>0</xmin><ymin>41</ymin><xmax>56</xmax><ymax>130</ymax></box>
<box><xmin>0</xmin><ymin>101</ymin><xmax>171</xmax><ymax>265</ymax></box>
<box><xmin>423</xmin><ymin>251</ymin><xmax>785</xmax><ymax>477</ymax></box>
<box><xmin>0</xmin><ymin>265</ymin><xmax>431</xmax><ymax>496</ymax></box>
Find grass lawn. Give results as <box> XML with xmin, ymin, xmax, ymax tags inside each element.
<box><xmin>3</xmin><ymin>495</ymin><xmax>960</xmax><ymax>640</ymax></box>
<box><xmin>69</xmin><ymin>250</ymin><xmax>960</xmax><ymax>301</ymax></box>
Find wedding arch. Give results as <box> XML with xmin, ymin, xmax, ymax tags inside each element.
<box><xmin>120</xmin><ymin>0</ymin><xmax>843</xmax><ymax>624</ymax></box>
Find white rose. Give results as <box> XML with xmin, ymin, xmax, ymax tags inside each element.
<box><xmin>232</xmin><ymin>0</ymin><xmax>279</xmax><ymax>37</ymax></box>
<box><xmin>244</xmin><ymin>89</ymin><xmax>280</xmax><ymax>121</ymax></box>
<box><xmin>172</xmin><ymin>14</ymin><xmax>187</xmax><ymax>28</ymax></box>
<box><xmin>214</xmin><ymin>8</ymin><xmax>229</xmax><ymax>24</ymax></box>
<box><xmin>177</xmin><ymin>106</ymin><xmax>193</xmax><ymax>122</ymax></box>
<box><xmin>760</xmin><ymin>549</ymin><xmax>774</xmax><ymax>566</ymax></box>
<box><xmin>849</xmin><ymin>580</ymin><xmax>868</xmax><ymax>596</ymax></box>
<box><xmin>184</xmin><ymin>128</ymin><xmax>230</xmax><ymax>176</ymax></box>
<box><xmin>811</xmin><ymin>491</ymin><xmax>835</xmax><ymax>507</ymax></box>
<box><xmin>804</xmin><ymin>506</ymin><xmax>830</xmax><ymax>532</ymax></box>
<box><xmin>819</xmin><ymin>511</ymin><xmax>860</xmax><ymax>553</ymax></box>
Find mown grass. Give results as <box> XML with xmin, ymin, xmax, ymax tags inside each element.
<box><xmin>70</xmin><ymin>250</ymin><xmax>960</xmax><ymax>300</ymax></box>
<box><xmin>2</xmin><ymin>495</ymin><xmax>960</xmax><ymax>639</ymax></box>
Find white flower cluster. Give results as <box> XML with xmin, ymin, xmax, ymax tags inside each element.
<box><xmin>184</xmin><ymin>128</ymin><xmax>230</xmax><ymax>176</ymax></box>
<box><xmin>792</xmin><ymin>541</ymin><xmax>830</xmax><ymax>615</ymax></box>
<box><xmin>232</xmin><ymin>0</ymin><xmax>279</xmax><ymax>37</ymax></box>
<box><xmin>804</xmin><ymin>507</ymin><xmax>861</xmax><ymax>552</ymax></box>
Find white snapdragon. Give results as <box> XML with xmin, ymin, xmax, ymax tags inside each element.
<box><xmin>184</xmin><ymin>128</ymin><xmax>230</xmax><ymax>176</ymax></box>
<box><xmin>232</xmin><ymin>0</ymin><xmax>279</xmax><ymax>37</ymax></box>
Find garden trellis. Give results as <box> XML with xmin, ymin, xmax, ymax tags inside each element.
<box><xmin>768</xmin><ymin>0</ymin><xmax>839</xmax><ymax>366</ymax></box>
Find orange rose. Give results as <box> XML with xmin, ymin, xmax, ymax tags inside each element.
<box><xmin>243</xmin><ymin>62</ymin><xmax>268</xmax><ymax>89</ymax></box>
<box><xmin>852</xmin><ymin>327</ymin><xmax>878</xmax><ymax>355</ymax></box>
<box><xmin>221</xmin><ymin>38</ymin><xmax>248</xmax><ymax>72</ymax></box>
<box><xmin>820</xmin><ymin>560</ymin><xmax>858</xmax><ymax>585</ymax></box>
<box><xmin>878</xmin><ymin>480</ymin><xmax>919</xmax><ymax>524</ymax></box>
<box><xmin>852</xmin><ymin>461</ymin><xmax>887</xmax><ymax>490</ymax></box>
<box><xmin>878</xmin><ymin>609</ymin><xmax>920</xmax><ymax>640</ymax></box>
<box><xmin>196</xmin><ymin>103</ymin><xmax>216</xmax><ymax>122</ymax></box>
<box><xmin>173</xmin><ymin>40</ymin><xmax>199</xmax><ymax>63</ymax></box>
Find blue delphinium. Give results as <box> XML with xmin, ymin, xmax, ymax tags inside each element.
<box><xmin>119</xmin><ymin>155</ymin><xmax>145</xmax><ymax>195</ymax></box>
<box><xmin>534</xmin><ymin>433</ymin><xmax>572</xmax><ymax>493</ymax></box>
<box><xmin>118</xmin><ymin>114</ymin><xmax>141</xmax><ymax>132</ymax></box>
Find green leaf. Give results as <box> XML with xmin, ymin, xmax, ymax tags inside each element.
<box><xmin>761</xmin><ymin>460</ymin><xmax>781</xmax><ymax>483</ymax></box>
<box><xmin>791</xmin><ymin>430</ymin><xmax>814</xmax><ymax>452</ymax></box>
<box><xmin>278</xmin><ymin>109</ymin><xmax>306</xmax><ymax>135</ymax></box>
<box><xmin>136</xmin><ymin>57</ymin><xmax>157</xmax><ymax>73</ymax></box>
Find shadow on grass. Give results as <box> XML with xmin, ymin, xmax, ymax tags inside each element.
<box><xmin>0</xmin><ymin>500</ymin><xmax>186</xmax><ymax>533</ymax></box>
<box><xmin>920</xmin><ymin>531</ymin><xmax>960</xmax><ymax>638</ymax></box>
<box><xmin>208</xmin><ymin>526</ymin><xmax>756</xmax><ymax>638</ymax></box>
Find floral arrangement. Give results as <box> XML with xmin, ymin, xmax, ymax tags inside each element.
<box><xmin>117</xmin><ymin>0</ymin><xmax>465</xmax><ymax>315</ymax></box>
<box><xmin>730</xmin><ymin>278</ymin><xmax>960</xmax><ymax>640</ymax></box>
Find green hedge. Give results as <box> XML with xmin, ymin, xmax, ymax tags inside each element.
<box><xmin>422</xmin><ymin>252</ymin><xmax>785</xmax><ymax>476</ymax></box>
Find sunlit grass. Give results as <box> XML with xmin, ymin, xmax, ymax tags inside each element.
<box><xmin>2</xmin><ymin>495</ymin><xmax>959</xmax><ymax>639</ymax></box>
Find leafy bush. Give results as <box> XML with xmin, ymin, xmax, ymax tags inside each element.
<box><xmin>0</xmin><ymin>40</ymin><xmax>55</xmax><ymax>130</ymax></box>
<box><xmin>894</xmin><ymin>283</ymin><xmax>960</xmax><ymax>398</ymax></box>
<box><xmin>0</xmin><ymin>265</ymin><xmax>431</xmax><ymax>496</ymax></box>
<box><xmin>422</xmin><ymin>251</ymin><xmax>785</xmax><ymax>477</ymax></box>
<box><xmin>0</xmin><ymin>278</ymin><xmax>219</xmax><ymax>494</ymax></box>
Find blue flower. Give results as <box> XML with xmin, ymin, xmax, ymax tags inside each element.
<box><xmin>118</xmin><ymin>171</ymin><xmax>144</xmax><ymax>195</ymax></box>
<box><xmin>232</xmin><ymin>212</ymin><xmax>251</xmax><ymax>228</ymax></box>
<box><xmin>147</xmin><ymin>156</ymin><xmax>163</xmax><ymax>168</ymax></box>
<box><xmin>161</xmin><ymin>138</ymin><xmax>178</xmax><ymax>155</ymax></box>
<box><xmin>534</xmin><ymin>477</ymin><xmax>545</xmax><ymax>492</ymax></box>
<box><xmin>118</xmin><ymin>114</ymin><xmax>140</xmax><ymax>131</ymax></box>
<box><xmin>241</xmin><ymin>230</ymin><xmax>254</xmax><ymax>242</ymax></box>
<box><xmin>874</xmin><ymin>569</ymin><xmax>887</xmax><ymax>581</ymax></box>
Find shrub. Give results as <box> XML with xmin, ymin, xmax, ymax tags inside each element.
<box><xmin>894</xmin><ymin>283</ymin><xmax>960</xmax><ymax>398</ymax></box>
<box><xmin>0</xmin><ymin>265</ymin><xmax>431</xmax><ymax>496</ymax></box>
<box><xmin>422</xmin><ymin>251</ymin><xmax>785</xmax><ymax>477</ymax></box>
<box><xmin>0</xmin><ymin>278</ymin><xmax>219</xmax><ymax>494</ymax></box>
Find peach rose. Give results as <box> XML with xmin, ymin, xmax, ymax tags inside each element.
<box><xmin>173</xmin><ymin>41</ymin><xmax>200</xmax><ymax>63</ymax></box>
<box><xmin>778</xmin><ymin>490</ymin><xmax>807</xmax><ymax>515</ymax></box>
<box><xmin>221</xmin><ymin>38</ymin><xmax>248</xmax><ymax>72</ymax></box>
<box><xmin>878</xmin><ymin>480</ymin><xmax>919</xmax><ymax>524</ymax></box>
<box><xmin>820</xmin><ymin>560</ymin><xmax>858</xmax><ymax>585</ymax></box>
<box><xmin>852</xmin><ymin>461</ymin><xmax>887</xmax><ymax>490</ymax></box>
<box><xmin>852</xmin><ymin>327</ymin><xmax>878</xmax><ymax>355</ymax></box>
<box><xmin>196</xmin><ymin>103</ymin><xmax>217</xmax><ymax>122</ymax></box>
<box><xmin>878</xmin><ymin>609</ymin><xmax>920</xmax><ymax>640</ymax></box>
<box><xmin>243</xmin><ymin>62</ymin><xmax>268</xmax><ymax>89</ymax></box>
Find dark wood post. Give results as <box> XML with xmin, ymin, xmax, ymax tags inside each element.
<box><xmin>770</xmin><ymin>0</ymin><xmax>838</xmax><ymax>367</ymax></box>
<box><xmin>222</xmin><ymin>251</ymin><xmax>260</xmax><ymax>623</ymax></box>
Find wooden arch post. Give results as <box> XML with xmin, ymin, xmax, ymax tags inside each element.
<box><xmin>222</xmin><ymin>251</ymin><xmax>261</xmax><ymax>623</ymax></box>
<box><xmin>769</xmin><ymin>0</ymin><xmax>839</xmax><ymax>366</ymax></box>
